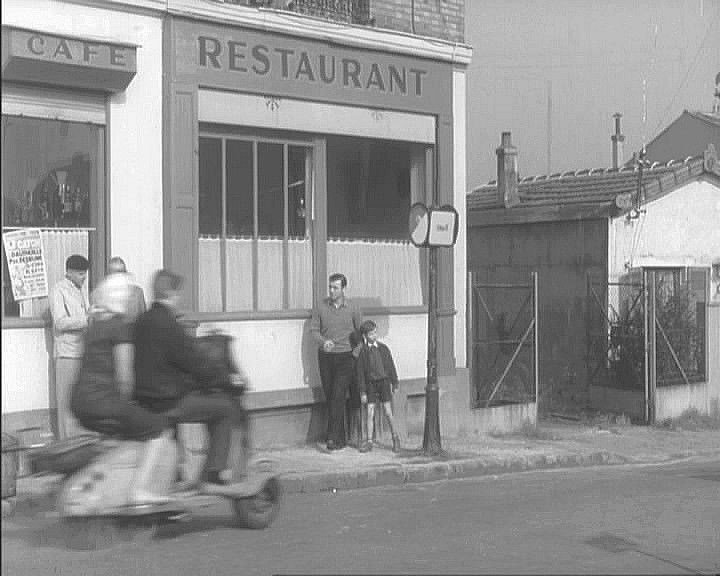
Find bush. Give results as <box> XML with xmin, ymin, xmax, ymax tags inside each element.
<box><xmin>654</xmin><ymin>407</ymin><xmax>720</xmax><ymax>431</ymax></box>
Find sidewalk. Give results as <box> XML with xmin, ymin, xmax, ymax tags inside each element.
<box><xmin>5</xmin><ymin>418</ymin><xmax>720</xmax><ymax>514</ymax></box>
<box><xmin>266</xmin><ymin>419</ymin><xmax>720</xmax><ymax>494</ymax></box>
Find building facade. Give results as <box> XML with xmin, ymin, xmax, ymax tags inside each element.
<box><xmin>2</xmin><ymin>0</ymin><xmax>474</xmax><ymax>446</ymax></box>
<box><xmin>467</xmin><ymin>136</ymin><xmax>720</xmax><ymax>422</ymax></box>
<box><xmin>2</xmin><ymin>0</ymin><xmax>164</xmax><ymax>435</ymax></box>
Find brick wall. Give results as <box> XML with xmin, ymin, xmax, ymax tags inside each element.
<box><xmin>370</xmin><ymin>0</ymin><xmax>464</xmax><ymax>43</ymax></box>
<box><xmin>230</xmin><ymin>0</ymin><xmax>465</xmax><ymax>43</ymax></box>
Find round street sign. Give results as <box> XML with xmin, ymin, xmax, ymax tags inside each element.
<box><xmin>409</xmin><ymin>202</ymin><xmax>430</xmax><ymax>247</ymax></box>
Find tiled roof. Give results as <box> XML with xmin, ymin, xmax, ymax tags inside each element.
<box><xmin>686</xmin><ymin>110</ymin><xmax>720</xmax><ymax>127</ymax></box>
<box><xmin>467</xmin><ymin>154</ymin><xmax>709</xmax><ymax>213</ymax></box>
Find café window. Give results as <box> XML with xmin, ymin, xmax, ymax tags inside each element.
<box><xmin>326</xmin><ymin>135</ymin><xmax>429</xmax><ymax>306</ymax></box>
<box><xmin>198</xmin><ymin>132</ymin><xmax>313</xmax><ymax>312</ymax></box>
<box><xmin>2</xmin><ymin>114</ymin><xmax>105</xmax><ymax>319</ymax></box>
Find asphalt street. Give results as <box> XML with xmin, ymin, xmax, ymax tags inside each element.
<box><xmin>2</xmin><ymin>457</ymin><xmax>719</xmax><ymax>576</ymax></box>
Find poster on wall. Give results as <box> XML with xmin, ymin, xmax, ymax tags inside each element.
<box><xmin>2</xmin><ymin>228</ymin><xmax>48</xmax><ymax>301</ymax></box>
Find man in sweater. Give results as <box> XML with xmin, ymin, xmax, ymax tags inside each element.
<box><xmin>310</xmin><ymin>273</ymin><xmax>363</xmax><ymax>451</ymax></box>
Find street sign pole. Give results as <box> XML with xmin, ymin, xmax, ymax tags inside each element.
<box><xmin>408</xmin><ymin>202</ymin><xmax>457</xmax><ymax>455</ymax></box>
<box><xmin>423</xmin><ymin>243</ymin><xmax>442</xmax><ymax>454</ymax></box>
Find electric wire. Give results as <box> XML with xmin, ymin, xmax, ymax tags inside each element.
<box><xmin>652</xmin><ymin>7</ymin><xmax>720</xmax><ymax>137</ymax></box>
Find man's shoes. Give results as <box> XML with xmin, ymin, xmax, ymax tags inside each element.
<box><xmin>392</xmin><ymin>435</ymin><xmax>401</xmax><ymax>453</ymax></box>
<box><xmin>326</xmin><ymin>441</ymin><xmax>346</xmax><ymax>451</ymax></box>
<box><xmin>358</xmin><ymin>441</ymin><xmax>373</xmax><ymax>453</ymax></box>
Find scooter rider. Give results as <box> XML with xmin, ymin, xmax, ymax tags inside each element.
<box><xmin>133</xmin><ymin>270</ymin><xmax>236</xmax><ymax>491</ymax></box>
<box><xmin>70</xmin><ymin>272</ymin><xmax>174</xmax><ymax>506</ymax></box>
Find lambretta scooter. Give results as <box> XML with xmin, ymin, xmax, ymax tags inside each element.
<box><xmin>28</xmin><ymin>332</ymin><xmax>282</xmax><ymax>549</ymax></box>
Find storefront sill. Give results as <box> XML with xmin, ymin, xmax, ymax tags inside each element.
<box><xmin>1</xmin><ymin>319</ymin><xmax>48</xmax><ymax>330</ymax></box>
<box><xmin>181</xmin><ymin>306</ymin><xmax>431</xmax><ymax>324</ymax></box>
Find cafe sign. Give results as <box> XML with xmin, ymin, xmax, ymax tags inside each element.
<box><xmin>1</xmin><ymin>27</ymin><xmax>137</xmax><ymax>92</ymax></box>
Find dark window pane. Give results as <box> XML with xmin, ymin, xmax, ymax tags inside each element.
<box><xmin>2</xmin><ymin>116</ymin><xmax>98</xmax><ymax>229</ymax></box>
<box><xmin>199</xmin><ymin>137</ymin><xmax>222</xmax><ymax>236</ymax></box>
<box><xmin>226</xmin><ymin>140</ymin><xmax>253</xmax><ymax>236</ymax></box>
<box><xmin>257</xmin><ymin>142</ymin><xmax>284</xmax><ymax>237</ymax></box>
<box><xmin>327</xmin><ymin>136</ymin><xmax>411</xmax><ymax>240</ymax></box>
<box><xmin>288</xmin><ymin>146</ymin><xmax>308</xmax><ymax>239</ymax></box>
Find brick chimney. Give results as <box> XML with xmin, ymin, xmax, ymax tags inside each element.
<box><xmin>611</xmin><ymin>113</ymin><xmax>625</xmax><ymax>169</ymax></box>
<box><xmin>496</xmin><ymin>132</ymin><xmax>520</xmax><ymax>208</ymax></box>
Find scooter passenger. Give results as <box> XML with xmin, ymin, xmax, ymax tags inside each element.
<box><xmin>70</xmin><ymin>272</ymin><xmax>174</xmax><ymax>506</ymax></box>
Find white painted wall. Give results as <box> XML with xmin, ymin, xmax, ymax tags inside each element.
<box><xmin>608</xmin><ymin>178</ymin><xmax>720</xmax><ymax>417</ymax></box>
<box><xmin>1</xmin><ymin>329</ymin><xmax>51</xmax><ymax>413</ymax></box>
<box><xmin>197</xmin><ymin>315</ymin><xmax>428</xmax><ymax>393</ymax></box>
<box><xmin>2</xmin><ymin>1</ymin><xmax>163</xmax><ymax>415</ymax></box>
<box><xmin>609</xmin><ymin>180</ymin><xmax>720</xmax><ymax>278</ymax></box>
<box><xmin>453</xmin><ymin>66</ymin><xmax>467</xmax><ymax>369</ymax></box>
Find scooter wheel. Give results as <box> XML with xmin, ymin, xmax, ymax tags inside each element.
<box><xmin>232</xmin><ymin>476</ymin><xmax>282</xmax><ymax>529</ymax></box>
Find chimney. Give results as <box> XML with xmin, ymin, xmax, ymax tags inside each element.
<box><xmin>496</xmin><ymin>132</ymin><xmax>520</xmax><ymax>208</ymax></box>
<box><xmin>611</xmin><ymin>113</ymin><xmax>625</xmax><ymax>169</ymax></box>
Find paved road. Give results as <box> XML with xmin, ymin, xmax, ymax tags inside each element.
<box><xmin>2</xmin><ymin>458</ymin><xmax>719</xmax><ymax>575</ymax></box>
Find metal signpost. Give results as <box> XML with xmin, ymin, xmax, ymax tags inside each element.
<box><xmin>409</xmin><ymin>203</ymin><xmax>459</xmax><ymax>454</ymax></box>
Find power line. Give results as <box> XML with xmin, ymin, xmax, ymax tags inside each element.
<box><xmin>652</xmin><ymin>8</ymin><xmax>720</xmax><ymax>136</ymax></box>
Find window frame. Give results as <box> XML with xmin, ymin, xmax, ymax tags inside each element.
<box><xmin>198</xmin><ymin>129</ymin><xmax>315</xmax><ymax>313</ymax></box>
<box><xmin>648</xmin><ymin>266</ymin><xmax>709</xmax><ymax>387</ymax></box>
<box><xmin>1</xmin><ymin>112</ymin><xmax>107</xmax><ymax>327</ymax></box>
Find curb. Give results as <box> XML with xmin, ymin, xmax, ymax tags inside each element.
<box><xmin>277</xmin><ymin>450</ymin><xmax>632</xmax><ymax>494</ymax></box>
<box><xmin>6</xmin><ymin>448</ymin><xmax>718</xmax><ymax>508</ymax></box>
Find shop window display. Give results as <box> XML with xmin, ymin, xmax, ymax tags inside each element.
<box><xmin>1</xmin><ymin>115</ymin><xmax>104</xmax><ymax>319</ymax></box>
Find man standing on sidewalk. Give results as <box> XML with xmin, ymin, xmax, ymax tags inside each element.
<box><xmin>310</xmin><ymin>273</ymin><xmax>363</xmax><ymax>451</ymax></box>
<box><xmin>49</xmin><ymin>254</ymin><xmax>90</xmax><ymax>439</ymax></box>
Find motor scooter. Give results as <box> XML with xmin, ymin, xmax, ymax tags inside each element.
<box><xmin>27</xmin><ymin>332</ymin><xmax>282</xmax><ymax>549</ymax></box>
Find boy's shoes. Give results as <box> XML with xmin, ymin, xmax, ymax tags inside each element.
<box><xmin>358</xmin><ymin>441</ymin><xmax>373</xmax><ymax>453</ymax></box>
<box><xmin>392</xmin><ymin>435</ymin><xmax>401</xmax><ymax>453</ymax></box>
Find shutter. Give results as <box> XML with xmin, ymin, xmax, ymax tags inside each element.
<box><xmin>1</xmin><ymin>83</ymin><xmax>106</xmax><ymax>125</ymax></box>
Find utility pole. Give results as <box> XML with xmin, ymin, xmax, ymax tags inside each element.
<box><xmin>423</xmin><ymin>242</ymin><xmax>442</xmax><ymax>454</ymax></box>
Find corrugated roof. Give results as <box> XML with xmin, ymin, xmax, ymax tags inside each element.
<box><xmin>467</xmin><ymin>155</ymin><xmax>708</xmax><ymax>213</ymax></box>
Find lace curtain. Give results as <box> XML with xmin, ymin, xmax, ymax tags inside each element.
<box><xmin>16</xmin><ymin>229</ymin><xmax>89</xmax><ymax>318</ymax></box>
<box><xmin>199</xmin><ymin>237</ymin><xmax>313</xmax><ymax>312</ymax></box>
<box><xmin>198</xmin><ymin>236</ymin><xmax>424</xmax><ymax>311</ymax></box>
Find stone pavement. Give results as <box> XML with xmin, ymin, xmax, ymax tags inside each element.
<box><xmin>4</xmin><ymin>419</ymin><xmax>720</xmax><ymax>516</ymax></box>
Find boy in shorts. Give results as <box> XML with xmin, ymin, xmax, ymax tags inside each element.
<box><xmin>356</xmin><ymin>320</ymin><xmax>401</xmax><ymax>453</ymax></box>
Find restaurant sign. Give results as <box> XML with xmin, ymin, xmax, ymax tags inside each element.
<box><xmin>174</xmin><ymin>21</ymin><xmax>451</xmax><ymax>114</ymax></box>
<box><xmin>2</xmin><ymin>27</ymin><xmax>137</xmax><ymax>92</ymax></box>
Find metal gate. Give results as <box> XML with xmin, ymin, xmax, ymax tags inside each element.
<box><xmin>468</xmin><ymin>272</ymin><xmax>538</xmax><ymax>408</ymax></box>
<box><xmin>586</xmin><ymin>272</ymin><xmax>649</xmax><ymax>420</ymax></box>
<box><xmin>586</xmin><ymin>269</ymin><xmax>705</xmax><ymax>423</ymax></box>
<box><xmin>646</xmin><ymin>268</ymin><xmax>707</xmax><ymax>392</ymax></box>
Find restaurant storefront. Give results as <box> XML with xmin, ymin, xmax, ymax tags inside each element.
<box><xmin>1</xmin><ymin>0</ymin><xmax>164</xmax><ymax>435</ymax></box>
<box><xmin>164</xmin><ymin>5</ymin><xmax>471</xmax><ymax>444</ymax></box>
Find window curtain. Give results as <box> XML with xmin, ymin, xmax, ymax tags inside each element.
<box><xmin>327</xmin><ymin>239</ymin><xmax>424</xmax><ymax>306</ymax></box>
<box><xmin>19</xmin><ymin>229</ymin><xmax>89</xmax><ymax>318</ymax></box>
<box><xmin>199</xmin><ymin>237</ymin><xmax>312</xmax><ymax>312</ymax></box>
